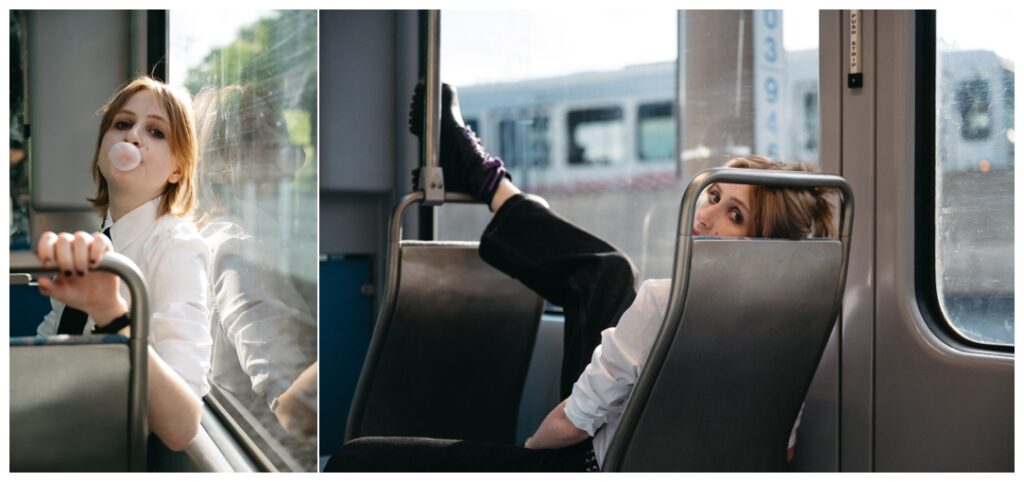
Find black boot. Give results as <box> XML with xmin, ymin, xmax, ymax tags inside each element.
<box><xmin>408</xmin><ymin>81</ymin><xmax>509</xmax><ymax>204</ymax></box>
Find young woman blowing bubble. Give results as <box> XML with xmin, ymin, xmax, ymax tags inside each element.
<box><xmin>35</xmin><ymin>76</ymin><xmax>211</xmax><ymax>452</ymax></box>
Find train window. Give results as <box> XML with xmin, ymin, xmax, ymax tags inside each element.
<box><xmin>954</xmin><ymin>79</ymin><xmax>992</xmax><ymax>140</ymax></box>
<box><xmin>438</xmin><ymin>11</ymin><xmax>817</xmax><ymax>282</ymax></box>
<box><xmin>9</xmin><ymin>11</ymin><xmax>30</xmax><ymax>251</ymax></box>
<box><xmin>801</xmin><ymin>90</ymin><xmax>819</xmax><ymax>152</ymax></box>
<box><xmin>637</xmin><ymin>102</ymin><xmax>674</xmax><ymax>162</ymax></box>
<box><xmin>499</xmin><ymin>116</ymin><xmax>550</xmax><ymax>169</ymax></box>
<box><xmin>567</xmin><ymin>107</ymin><xmax>624</xmax><ymax>166</ymax></box>
<box><xmin>169</xmin><ymin>10</ymin><xmax>319</xmax><ymax>469</ymax></box>
<box><xmin>466</xmin><ymin>118</ymin><xmax>480</xmax><ymax>135</ymax></box>
<box><xmin>934</xmin><ymin>10</ymin><xmax>1014</xmax><ymax>346</ymax></box>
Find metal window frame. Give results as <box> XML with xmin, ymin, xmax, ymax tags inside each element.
<box><xmin>912</xmin><ymin>10</ymin><xmax>1013</xmax><ymax>354</ymax></box>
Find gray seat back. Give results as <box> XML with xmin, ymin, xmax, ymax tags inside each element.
<box><xmin>604</xmin><ymin>168</ymin><xmax>854</xmax><ymax>471</ymax></box>
<box><xmin>346</xmin><ymin>194</ymin><xmax>544</xmax><ymax>444</ymax></box>
<box><xmin>9</xmin><ymin>253</ymin><xmax>150</xmax><ymax>472</ymax></box>
<box><xmin>11</xmin><ymin>337</ymin><xmax>131</xmax><ymax>471</ymax></box>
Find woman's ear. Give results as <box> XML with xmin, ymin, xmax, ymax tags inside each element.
<box><xmin>167</xmin><ymin>167</ymin><xmax>182</xmax><ymax>185</ymax></box>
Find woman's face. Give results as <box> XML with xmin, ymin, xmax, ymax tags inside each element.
<box><xmin>98</xmin><ymin>90</ymin><xmax>181</xmax><ymax>202</ymax></box>
<box><xmin>694</xmin><ymin>182</ymin><xmax>752</xmax><ymax>237</ymax></box>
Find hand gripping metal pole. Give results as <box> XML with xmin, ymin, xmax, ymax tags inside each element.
<box><xmin>418</xmin><ymin>10</ymin><xmax>445</xmax><ymax>206</ymax></box>
<box><xmin>17</xmin><ymin>252</ymin><xmax>150</xmax><ymax>471</ymax></box>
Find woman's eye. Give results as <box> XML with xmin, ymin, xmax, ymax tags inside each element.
<box><xmin>150</xmin><ymin>128</ymin><xmax>166</xmax><ymax>139</ymax></box>
<box><xmin>114</xmin><ymin>120</ymin><xmax>132</xmax><ymax>130</ymax></box>
<box><xmin>709</xmin><ymin>190</ymin><xmax>721</xmax><ymax>204</ymax></box>
<box><xmin>730</xmin><ymin>209</ymin><xmax>744</xmax><ymax>224</ymax></box>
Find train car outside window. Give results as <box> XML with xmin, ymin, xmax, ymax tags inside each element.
<box><xmin>933</xmin><ymin>10</ymin><xmax>1015</xmax><ymax>346</ymax></box>
<box><xmin>466</xmin><ymin>118</ymin><xmax>480</xmax><ymax>135</ymax></box>
<box><xmin>801</xmin><ymin>90</ymin><xmax>819</xmax><ymax>152</ymax></box>
<box><xmin>637</xmin><ymin>102</ymin><xmax>674</xmax><ymax>162</ymax></box>
<box><xmin>567</xmin><ymin>107</ymin><xmax>624</xmax><ymax>166</ymax></box>
<box><xmin>499</xmin><ymin>116</ymin><xmax>550</xmax><ymax>170</ymax></box>
<box><xmin>955</xmin><ymin>79</ymin><xmax>992</xmax><ymax>140</ymax></box>
<box><xmin>169</xmin><ymin>9</ymin><xmax>319</xmax><ymax>470</ymax></box>
<box><xmin>439</xmin><ymin>10</ymin><xmax>817</xmax><ymax>282</ymax></box>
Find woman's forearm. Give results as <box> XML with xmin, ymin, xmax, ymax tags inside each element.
<box><xmin>524</xmin><ymin>399</ymin><xmax>589</xmax><ymax>450</ymax></box>
<box><xmin>147</xmin><ymin>351</ymin><xmax>202</xmax><ymax>452</ymax></box>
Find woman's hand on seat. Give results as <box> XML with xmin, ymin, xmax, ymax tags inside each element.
<box><xmin>36</xmin><ymin>231</ymin><xmax>128</xmax><ymax>325</ymax></box>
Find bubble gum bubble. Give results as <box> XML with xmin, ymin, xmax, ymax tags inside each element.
<box><xmin>109</xmin><ymin>142</ymin><xmax>141</xmax><ymax>171</ymax></box>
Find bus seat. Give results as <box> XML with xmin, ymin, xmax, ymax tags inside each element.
<box><xmin>9</xmin><ymin>253</ymin><xmax>151</xmax><ymax>472</ymax></box>
<box><xmin>346</xmin><ymin>193</ymin><xmax>544</xmax><ymax>445</ymax></box>
<box><xmin>603</xmin><ymin>168</ymin><xmax>854</xmax><ymax>471</ymax></box>
<box><xmin>10</xmin><ymin>335</ymin><xmax>131</xmax><ymax>471</ymax></box>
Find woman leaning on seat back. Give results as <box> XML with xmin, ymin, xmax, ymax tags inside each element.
<box><xmin>724</xmin><ymin>156</ymin><xmax>838</xmax><ymax>239</ymax></box>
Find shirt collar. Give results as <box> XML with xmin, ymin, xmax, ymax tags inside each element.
<box><xmin>101</xmin><ymin>196</ymin><xmax>162</xmax><ymax>251</ymax></box>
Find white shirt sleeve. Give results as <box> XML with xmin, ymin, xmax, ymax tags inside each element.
<box><xmin>146</xmin><ymin>225</ymin><xmax>213</xmax><ymax>399</ymax></box>
<box><xmin>210</xmin><ymin>236</ymin><xmax>317</xmax><ymax>404</ymax></box>
<box><xmin>36</xmin><ymin>300</ymin><xmax>63</xmax><ymax>336</ymax></box>
<box><xmin>563</xmin><ymin>279</ymin><xmax>670</xmax><ymax>436</ymax></box>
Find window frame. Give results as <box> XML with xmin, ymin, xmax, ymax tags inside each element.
<box><xmin>635</xmin><ymin>100</ymin><xmax>675</xmax><ymax>162</ymax></box>
<box><xmin>913</xmin><ymin>10</ymin><xmax>1013</xmax><ymax>354</ymax></box>
<box><xmin>565</xmin><ymin>105</ymin><xmax>626</xmax><ymax>166</ymax></box>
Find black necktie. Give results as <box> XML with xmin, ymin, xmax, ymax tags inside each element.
<box><xmin>56</xmin><ymin>227</ymin><xmax>112</xmax><ymax>335</ymax></box>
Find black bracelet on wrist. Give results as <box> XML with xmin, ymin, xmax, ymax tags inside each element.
<box><xmin>92</xmin><ymin>313</ymin><xmax>131</xmax><ymax>334</ymax></box>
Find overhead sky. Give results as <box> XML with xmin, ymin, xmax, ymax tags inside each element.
<box><xmin>440</xmin><ymin>8</ymin><xmax>1016</xmax><ymax>86</ymax></box>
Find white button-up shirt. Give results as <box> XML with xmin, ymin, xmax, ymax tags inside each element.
<box><xmin>38</xmin><ymin>196</ymin><xmax>213</xmax><ymax>399</ymax></box>
<box><xmin>564</xmin><ymin>278</ymin><xmax>802</xmax><ymax>468</ymax></box>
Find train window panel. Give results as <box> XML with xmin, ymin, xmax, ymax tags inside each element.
<box><xmin>802</xmin><ymin>90</ymin><xmax>819</xmax><ymax>152</ymax></box>
<box><xmin>567</xmin><ymin>107</ymin><xmax>625</xmax><ymax>166</ymax></box>
<box><xmin>934</xmin><ymin>10</ymin><xmax>1015</xmax><ymax>346</ymax></box>
<box><xmin>466</xmin><ymin>118</ymin><xmax>480</xmax><ymax>135</ymax></box>
<box><xmin>438</xmin><ymin>11</ymin><xmax>821</xmax><ymax>282</ymax></box>
<box><xmin>637</xmin><ymin>102</ymin><xmax>675</xmax><ymax>162</ymax></box>
<box><xmin>954</xmin><ymin>79</ymin><xmax>992</xmax><ymax>140</ymax></box>
<box><xmin>9</xmin><ymin>12</ymin><xmax>30</xmax><ymax>251</ymax></box>
<box><xmin>499</xmin><ymin>117</ymin><xmax>550</xmax><ymax>170</ymax></box>
<box><xmin>169</xmin><ymin>9</ymin><xmax>319</xmax><ymax>470</ymax></box>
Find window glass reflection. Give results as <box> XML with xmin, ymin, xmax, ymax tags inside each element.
<box><xmin>170</xmin><ymin>9</ymin><xmax>318</xmax><ymax>471</ymax></box>
<box><xmin>10</xmin><ymin>11</ymin><xmax>30</xmax><ymax>251</ymax></box>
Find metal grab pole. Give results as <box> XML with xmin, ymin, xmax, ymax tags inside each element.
<box><xmin>418</xmin><ymin>10</ymin><xmax>445</xmax><ymax>206</ymax></box>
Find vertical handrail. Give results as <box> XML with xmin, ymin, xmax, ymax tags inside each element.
<box><xmin>96</xmin><ymin>253</ymin><xmax>150</xmax><ymax>472</ymax></box>
<box><xmin>418</xmin><ymin>10</ymin><xmax>445</xmax><ymax>206</ymax></box>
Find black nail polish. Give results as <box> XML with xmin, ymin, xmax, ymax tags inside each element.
<box><xmin>77</xmin><ymin>271</ymin><xmax>85</xmax><ymax>277</ymax></box>
<box><xmin>64</xmin><ymin>271</ymin><xmax>72</xmax><ymax>277</ymax></box>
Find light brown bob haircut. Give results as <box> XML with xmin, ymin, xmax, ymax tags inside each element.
<box><xmin>89</xmin><ymin>75</ymin><xmax>198</xmax><ymax>218</ymax></box>
<box><xmin>725</xmin><ymin>156</ymin><xmax>837</xmax><ymax>239</ymax></box>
